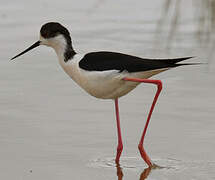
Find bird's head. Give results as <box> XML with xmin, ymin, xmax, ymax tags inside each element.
<box><xmin>11</xmin><ymin>22</ymin><xmax>74</xmax><ymax>60</ymax></box>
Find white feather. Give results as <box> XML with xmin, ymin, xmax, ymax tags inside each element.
<box><xmin>43</xmin><ymin>34</ymin><xmax>168</xmax><ymax>99</ymax></box>
<box><xmin>59</xmin><ymin>54</ymin><xmax>167</xmax><ymax>99</ymax></box>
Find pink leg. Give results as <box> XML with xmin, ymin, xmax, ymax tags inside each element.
<box><xmin>114</xmin><ymin>98</ymin><xmax>123</xmax><ymax>164</ymax></box>
<box><xmin>123</xmin><ymin>77</ymin><xmax>163</xmax><ymax>167</ymax></box>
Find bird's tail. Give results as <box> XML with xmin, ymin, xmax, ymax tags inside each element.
<box><xmin>156</xmin><ymin>57</ymin><xmax>205</xmax><ymax>67</ymax></box>
<box><xmin>176</xmin><ymin>62</ymin><xmax>205</xmax><ymax>66</ymax></box>
<box><xmin>155</xmin><ymin>56</ymin><xmax>193</xmax><ymax>64</ymax></box>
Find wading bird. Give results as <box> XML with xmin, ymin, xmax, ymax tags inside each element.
<box><xmin>11</xmin><ymin>22</ymin><xmax>197</xmax><ymax>167</ymax></box>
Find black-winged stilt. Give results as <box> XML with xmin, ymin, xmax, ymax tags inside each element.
<box><xmin>11</xmin><ymin>22</ymin><xmax>198</xmax><ymax>167</ymax></box>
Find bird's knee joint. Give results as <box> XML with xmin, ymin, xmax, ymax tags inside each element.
<box><xmin>117</xmin><ymin>145</ymin><xmax>123</xmax><ymax>151</ymax></box>
<box><xmin>156</xmin><ymin>80</ymin><xmax>163</xmax><ymax>90</ymax></box>
<box><xmin>138</xmin><ymin>144</ymin><xmax>143</xmax><ymax>150</ymax></box>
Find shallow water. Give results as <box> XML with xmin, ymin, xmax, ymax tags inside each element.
<box><xmin>0</xmin><ymin>0</ymin><xmax>215</xmax><ymax>179</ymax></box>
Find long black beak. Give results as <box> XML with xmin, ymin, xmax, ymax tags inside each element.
<box><xmin>11</xmin><ymin>41</ymin><xmax>41</xmax><ymax>60</ymax></box>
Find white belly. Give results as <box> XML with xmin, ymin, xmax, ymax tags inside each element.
<box><xmin>59</xmin><ymin>54</ymin><xmax>167</xmax><ymax>99</ymax></box>
<box><xmin>74</xmin><ymin>70</ymin><xmax>140</xmax><ymax>99</ymax></box>
<box><xmin>63</xmin><ymin>63</ymin><xmax>139</xmax><ymax>99</ymax></box>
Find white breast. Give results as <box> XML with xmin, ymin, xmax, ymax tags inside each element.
<box><xmin>49</xmin><ymin>35</ymin><xmax>166</xmax><ymax>99</ymax></box>
<box><xmin>57</xmin><ymin>54</ymin><xmax>167</xmax><ymax>99</ymax></box>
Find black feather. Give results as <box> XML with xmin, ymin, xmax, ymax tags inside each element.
<box><xmin>79</xmin><ymin>51</ymin><xmax>195</xmax><ymax>72</ymax></box>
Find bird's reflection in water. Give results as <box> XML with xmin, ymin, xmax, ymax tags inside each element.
<box><xmin>116</xmin><ymin>163</ymin><xmax>123</xmax><ymax>180</ymax></box>
<box><xmin>139</xmin><ymin>167</ymin><xmax>152</xmax><ymax>180</ymax></box>
<box><xmin>115</xmin><ymin>163</ymin><xmax>160</xmax><ymax>180</ymax></box>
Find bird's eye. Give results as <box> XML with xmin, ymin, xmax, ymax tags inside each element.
<box><xmin>44</xmin><ymin>31</ymin><xmax>59</xmax><ymax>38</ymax></box>
<box><xmin>41</xmin><ymin>30</ymin><xmax>49</xmax><ymax>38</ymax></box>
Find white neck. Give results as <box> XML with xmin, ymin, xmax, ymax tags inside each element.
<box><xmin>51</xmin><ymin>35</ymin><xmax>68</xmax><ymax>64</ymax></box>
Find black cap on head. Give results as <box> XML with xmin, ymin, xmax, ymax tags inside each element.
<box><xmin>40</xmin><ymin>22</ymin><xmax>72</xmax><ymax>48</ymax></box>
<box><xmin>11</xmin><ymin>22</ymin><xmax>74</xmax><ymax>61</ymax></box>
<box><xmin>40</xmin><ymin>22</ymin><xmax>70</xmax><ymax>38</ymax></box>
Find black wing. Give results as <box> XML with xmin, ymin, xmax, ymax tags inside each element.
<box><xmin>79</xmin><ymin>51</ymin><xmax>194</xmax><ymax>72</ymax></box>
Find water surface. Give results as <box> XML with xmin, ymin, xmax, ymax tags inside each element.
<box><xmin>0</xmin><ymin>0</ymin><xmax>214</xmax><ymax>179</ymax></box>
